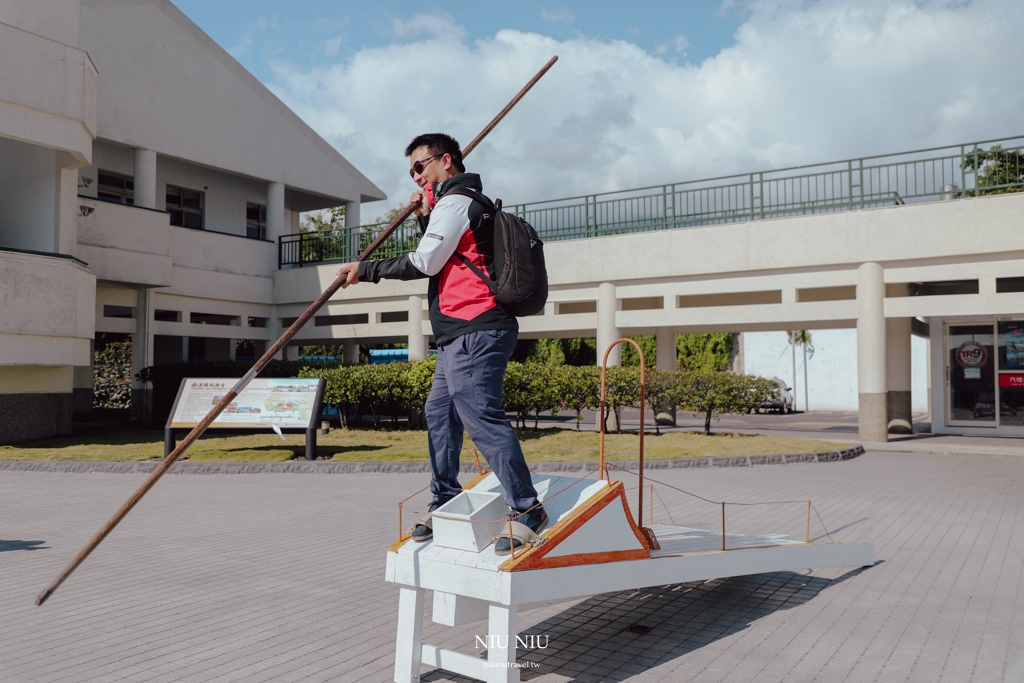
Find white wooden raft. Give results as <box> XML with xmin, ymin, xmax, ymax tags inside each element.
<box><xmin>385</xmin><ymin>472</ymin><xmax>874</xmax><ymax>683</ymax></box>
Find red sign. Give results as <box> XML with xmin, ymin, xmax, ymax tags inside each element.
<box><xmin>999</xmin><ymin>373</ymin><xmax>1024</xmax><ymax>388</ymax></box>
<box><xmin>956</xmin><ymin>341</ymin><xmax>988</xmax><ymax>368</ymax></box>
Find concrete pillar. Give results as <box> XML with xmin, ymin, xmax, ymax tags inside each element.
<box><xmin>408</xmin><ymin>295</ymin><xmax>427</xmax><ymax>361</ymax></box>
<box><xmin>72</xmin><ymin>338</ymin><xmax>94</xmax><ymax>419</ymax></box>
<box><xmin>344</xmin><ymin>200</ymin><xmax>361</xmax><ymax>259</ymax></box>
<box><xmin>54</xmin><ymin>160</ymin><xmax>79</xmax><ymax>255</ymax></box>
<box><xmin>182</xmin><ymin>337</ymin><xmax>189</xmax><ymax>362</ymax></box>
<box><xmin>655</xmin><ymin>327</ymin><xmax>677</xmax><ymax>426</ymax></box>
<box><xmin>285</xmin><ymin>345</ymin><xmax>299</xmax><ymax>361</ymax></box>
<box><xmin>228</xmin><ymin>338</ymin><xmax>237</xmax><ymax>362</ymax></box>
<box><xmin>133</xmin><ymin>148</ymin><xmax>157</xmax><ymax>210</ymax></box>
<box><xmin>131</xmin><ymin>288</ymin><xmax>154</xmax><ymax>421</ymax></box>
<box><xmin>857</xmin><ymin>262</ymin><xmax>887</xmax><ymax>442</ymax></box>
<box><xmin>269</xmin><ymin>306</ymin><xmax>284</xmax><ymax>360</ymax></box>
<box><xmin>344</xmin><ymin>343</ymin><xmax>360</xmax><ymax>365</ymax></box>
<box><xmin>267</xmin><ymin>182</ymin><xmax>286</xmax><ymax>242</ymax></box>
<box><xmin>597</xmin><ymin>283</ymin><xmax>620</xmax><ymax>366</ymax></box>
<box><xmin>597</xmin><ymin>282</ymin><xmax>620</xmax><ymax>430</ymax></box>
<box><xmin>886</xmin><ymin>316</ymin><xmax>913</xmax><ymax>434</ymax></box>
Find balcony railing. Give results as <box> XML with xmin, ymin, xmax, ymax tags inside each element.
<box><xmin>279</xmin><ymin>135</ymin><xmax>1024</xmax><ymax>268</ymax></box>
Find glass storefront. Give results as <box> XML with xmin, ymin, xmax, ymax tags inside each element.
<box><xmin>948</xmin><ymin>325</ymin><xmax>995</xmax><ymax>424</ymax></box>
<box><xmin>944</xmin><ymin>318</ymin><xmax>1024</xmax><ymax>432</ymax></box>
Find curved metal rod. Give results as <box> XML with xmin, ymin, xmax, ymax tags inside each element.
<box><xmin>598</xmin><ymin>338</ymin><xmax>646</xmax><ymax>527</ymax></box>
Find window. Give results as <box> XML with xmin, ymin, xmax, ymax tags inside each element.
<box><xmin>246</xmin><ymin>203</ymin><xmax>267</xmax><ymax>240</ymax></box>
<box><xmin>97</xmin><ymin>171</ymin><xmax>134</xmax><ymax>205</ymax></box>
<box><xmin>103</xmin><ymin>305</ymin><xmax>134</xmax><ymax>319</ymax></box>
<box><xmin>154</xmin><ymin>309</ymin><xmax>181</xmax><ymax>322</ymax></box>
<box><xmin>166</xmin><ymin>185</ymin><xmax>204</xmax><ymax>230</ymax></box>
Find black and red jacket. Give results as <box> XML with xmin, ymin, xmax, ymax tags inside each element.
<box><xmin>357</xmin><ymin>173</ymin><xmax>517</xmax><ymax>346</ymax></box>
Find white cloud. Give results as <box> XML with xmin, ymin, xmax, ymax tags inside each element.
<box><xmin>267</xmin><ymin>0</ymin><xmax>1024</xmax><ymax>216</ymax></box>
<box><xmin>391</xmin><ymin>12</ymin><xmax>467</xmax><ymax>42</ymax></box>
<box><xmin>540</xmin><ymin>8</ymin><xmax>574</xmax><ymax>24</ymax></box>
<box><xmin>656</xmin><ymin>34</ymin><xmax>692</xmax><ymax>56</ymax></box>
<box><xmin>324</xmin><ymin>35</ymin><xmax>343</xmax><ymax>58</ymax></box>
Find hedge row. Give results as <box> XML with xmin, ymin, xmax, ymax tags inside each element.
<box><xmin>299</xmin><ymin>359</ymin><xmax>778</xmax><ymax>435</ymax></box>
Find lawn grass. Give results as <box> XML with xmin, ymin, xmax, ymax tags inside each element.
<box><xmin>0</xmin><ymin>424</ymin><xmax>844</xmax><ymax>463</ymax></box>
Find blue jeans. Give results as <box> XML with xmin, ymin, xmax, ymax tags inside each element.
<box><xmin>425</xmin><ymin>329</ymin><xmax>540</xmax><ymax>513</ymax></box>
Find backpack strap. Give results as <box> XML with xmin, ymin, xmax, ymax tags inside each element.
<box><xmin>438</xmin><ymin>186</ymin><xmax>500</xmax><ymax>294</ymax></box>
<box><xmin>441</xmin><ymin>185</ymin><xmax>497</xmax><ymax>213</ymax></box>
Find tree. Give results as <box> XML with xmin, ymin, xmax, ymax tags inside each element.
<box><xmin>502</xmin><ymin>362</ymin><xmax>534</xmax><ymax>429</ymax></box>
<box><xmin>556</xmin><ymin>365</ymin><xmax>601</xmax><ymax>430</ymax></box>
<box><xmin>642</xmin><ymin>369</ymin><xmax>675</xmax><ymax>435</ymax></box>
<box><xmin>301</xmin><ymin>206</ymin><xmax>345</xmax><ymax>232</ymax></box>
<box><xmin>94</xmin><ymin>340</ymin><xmax>132</xmax><ymax>409</ymax></box>
<box><xmin>524</xmin><ymin>363</ymin><xmax>561</xmax><ymax>429</ymax></box>
<box><xmin>962</xmin><ymin>145</ymin><xmax>1024</xmax><ymax>196</ymax></box>
<box><xmin>787</xmin><ymin>330</ymin><xmax>813</xmax><ymax>412</ymax></box>
<box><xmin>602</xmin><ymin>366</ymin><xmax>641</xmax><ymax>433</ymax></box>
<box><xmin>677</xmin><ymin>333</ymin><xmax>735</xmax><ymax>371</ymax></box>
<box><xmin>620</xmin><ymin>335</ymin><xmax>656</xmax><ymax>367</ymax></box>
<box><xmin>673</xmin><ymin>371</ymin><xmax>772</xmax><ymax>435</ymax></box>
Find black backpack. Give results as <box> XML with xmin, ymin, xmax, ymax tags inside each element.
<box><xmin>443</xmin><ymin>187</ymin><xmax>548</xmax><ymax>317</ymax></box>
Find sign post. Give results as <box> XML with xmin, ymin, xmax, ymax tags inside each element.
<box><xmin>164</xmin><ymin>377</ymin><xmax>326</xmax><ymax>460</ymax></box>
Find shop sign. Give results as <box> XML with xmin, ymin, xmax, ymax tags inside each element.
<box><xmin>999</xmin><ymin>373</ymin><xmax>1024</xmax><ymax>388</ymax></box>
<box><xmin>956</xmin><ymin>341</ymin><xmax>988</xmax><ymax>368</ymax></box>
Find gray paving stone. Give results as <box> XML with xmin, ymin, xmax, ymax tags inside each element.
<box><xmin>1</xmin><ymin>451</ymin><xmax>1021</xmax><ymax>681</ymax></box>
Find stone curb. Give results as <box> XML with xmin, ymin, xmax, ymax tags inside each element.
<box><xmin>0</xmin><ymin>445</ymin><xmax>864</xmax><ymax>475</ymax></box>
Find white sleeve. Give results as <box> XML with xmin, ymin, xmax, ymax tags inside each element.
<box><xmin>407</xmin><ymin>194</ymin><xmax>474</xmax><ymax>276</ymax></box>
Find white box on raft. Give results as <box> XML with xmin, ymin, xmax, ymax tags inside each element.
<box><xmin>432</xmin><ymin>490</ymin><xmax>507</xmax><ymax>552</ymax></box>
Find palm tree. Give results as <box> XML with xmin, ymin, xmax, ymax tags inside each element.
<box><xmin>787</xmin><ymin>331</ymin><xmax>814</xmax><ymax>412</ymax></box>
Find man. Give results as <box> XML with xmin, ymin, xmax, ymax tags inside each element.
<box><xmin>336</xmin><ymin>133</ymin><xmax>546</xmax><ymax>555</ymax></box>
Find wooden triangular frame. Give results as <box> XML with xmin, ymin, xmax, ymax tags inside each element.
<box><xmin>499</xmin><ymin>480</ymin><xmax>651</xmax><ymax>572</ymax></box>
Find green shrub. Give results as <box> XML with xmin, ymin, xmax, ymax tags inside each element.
<box><xmin>94</xmin><ymin>340</ymin><xmax>133</xmax><ymax>409</ymax></box>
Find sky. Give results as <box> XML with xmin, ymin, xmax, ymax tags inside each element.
<box><xmin>174</xmin><ymin>0</ymin><xmax>1024</xmax><ymax>219</ymax></box>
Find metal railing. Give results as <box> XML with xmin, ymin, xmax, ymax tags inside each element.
<box><xmin>278</xmin><ymin>135</ymin><xmax>1024</xmax><ymax>268</ymax></box>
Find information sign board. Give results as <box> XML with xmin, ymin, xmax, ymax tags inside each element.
<box><xmin>164</xmin><ymin>377</ymin><xmax>326</xmax><ymax>459</ymax></box>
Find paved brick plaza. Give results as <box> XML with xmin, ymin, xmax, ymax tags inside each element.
<box><xmin>2</xmin><ymin>450</ymin><xmax>1022</xmax><ymax>682</ymax></box>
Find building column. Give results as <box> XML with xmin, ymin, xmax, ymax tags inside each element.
<box><xmin>655</xmin><ymin>327</ymin><xmax>677</xmax><ymax>426</ymax></box>
<box><xmin>72</xmin><ymin>338</ymin><xmax>95</xmax><ymax>419</ymax></box>
<box><xmin>131</xmin><ymin>288</ymin><xmax>154</xmax><ymax>421</ymax></box>
<box><xmin>285</xmin><ymin>346</ymin><xmax>299</xmax><ymax>361</ymax></box>
<box><xmin>597</xmin><ymin>283</ymin><xmax>620</xmax><ymax>366</ymax></box>
<box><xmin>344</xmin><ymin>200</ymin><xmax>361</xmax><ymax>260</ymax></box>
<box><xmin>408</xmin><ymin>295</ymin><xmax>427</xmax><ymax>361</ymax></box>
<box><xmin>54</xmin><ymin>157</ymin><xmax>79</xmax><ymax>255</ymax></box>
<box><xmin>597</xmin><ymin>282</ymin><xmax>620</xmax><ymax>430</ymax></box>
<box><xmin>133</xmin><ymin>148</ymin><xmax>157</xmax><ymax>210</ymax></box>
<box><xmin>344</xmin><ymin>343</ymin><xmax>360</xmax><ymax>365</ymax></box>
<box><xmin>857</xmin><ymin>262</ymin><xmax>887</xmax><ymax>442</ymax></box>
<box><xmin>267</xmin><ymin>182</ymin><xmax>286</xmax><ymax>242</ymax></box>
<box><xmin>886</xmin><ymin>315</ymin><xmax>913</xmax><ymax>434</ymax></box>
<box><xmin>228</xmin><ymin>339</ymin><xmax>237</xmax><ymax>362</ymax></box>
<box><xmin>269</xmin><ymin>306</ymin><xmax>284</xmax><ymax>360</ymax></box>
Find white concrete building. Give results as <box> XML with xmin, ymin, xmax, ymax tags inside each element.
<box><xmin>0</xmin><ymin>0</ymin><xmax>383</xmax><ymax>444</ymax></box>
<box><xmin>276</xmin><ymin>141</ymin><xmax>1024</xmax><ymax>444</ymax></box>
<box><xmin>4</xmin><ymin>1</ymin><xmax>1023</xmax><ymax>447</ymax></box>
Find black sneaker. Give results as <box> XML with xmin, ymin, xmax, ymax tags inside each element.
<box><xmin>494</xmin><ymin>507</ymin><xmax>548</xmax><ymax>555</ymax></box>
<box><xmin>411</xmin><ymin>501</ymin><xmax>441</xmax><ymax>542</ymax></box>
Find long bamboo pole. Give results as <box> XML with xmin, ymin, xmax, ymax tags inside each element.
<box><xmin>34</xmin><ymin>55</ymin><xmax>558</xmax><ymax>607</ymax></box>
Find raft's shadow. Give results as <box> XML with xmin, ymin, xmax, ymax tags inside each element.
<box><xmin>0</xmin><ymin>540</ymin><xmax>48</xmax><ymax>552</ymax></box>
<box><xmin>422</xmin><ymin>564</ymin><xmax>878</xmax><ymax>682</ymax></box>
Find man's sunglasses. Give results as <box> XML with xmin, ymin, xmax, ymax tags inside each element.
<box><xmin>409</xmin><ymin>154</ymin><xmax>443</xmax><ymax>178</ymax></box>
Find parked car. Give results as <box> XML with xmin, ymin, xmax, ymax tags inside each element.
<box><xmin>757</xmin><ymin>378</ymin><xmax>794</xmax><ymax>414</ymax></box>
